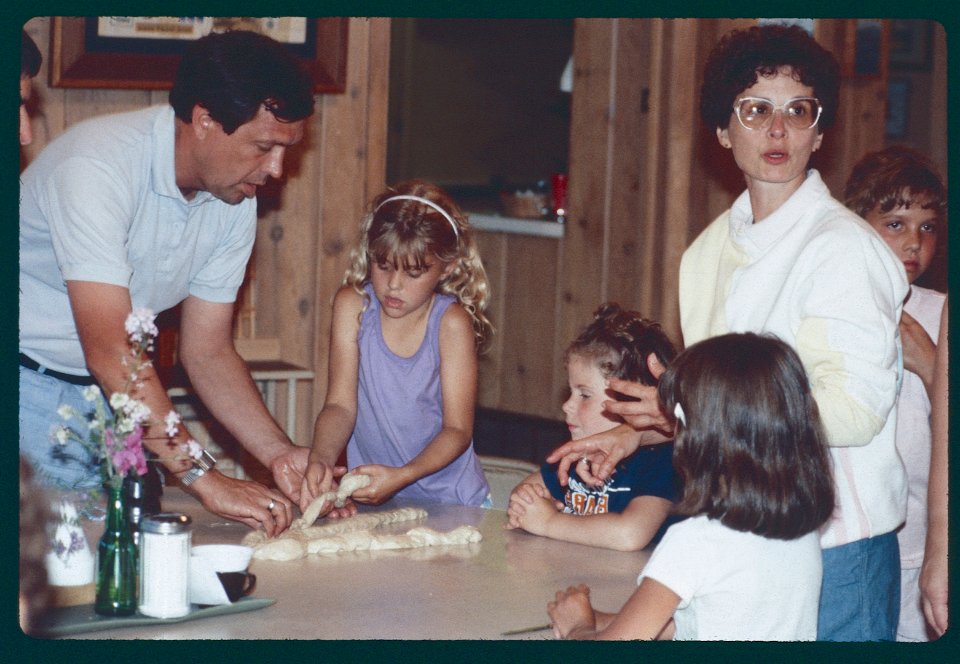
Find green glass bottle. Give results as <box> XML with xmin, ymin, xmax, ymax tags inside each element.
<box><xmin>95</xmin><ymin>483</ymin><xmax>138</xmax><ymax>616</ymax></box>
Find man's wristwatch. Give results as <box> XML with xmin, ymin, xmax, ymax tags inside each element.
<box><xmin>180</xmin><ymin>448</ymin><xmax>217</xmax><ymax>487</ymax></box>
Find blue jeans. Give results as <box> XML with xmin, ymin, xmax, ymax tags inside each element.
<box><xmin>19</xmin><ymin>366</ymin><xmax>102</xmax><ymax>490</ymax></box>
<box><xmin>818</xmin><ymin>532</ymin><xmax>900</xmax><ymax>641</ymax></box>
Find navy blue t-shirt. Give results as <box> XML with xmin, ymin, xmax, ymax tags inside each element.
<box><xmin>540</xmin><ymin>441</ymin><xmax>682</xmax><ymax>544</ymax></box>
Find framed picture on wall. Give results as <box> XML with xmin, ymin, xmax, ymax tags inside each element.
<box><xmin>888</xmin><ymin>19</ymin><xmax>932</xmax><ymax>71</ymax></box>
<box><xmin>885</xmin><ymin>78</ymin><xmax>910</xmax><ymax>138</ymax></box>
<box><xmin>50</xmin><ymin>16</ymin><xmax>347</xmax><ymax>93</ymax></box>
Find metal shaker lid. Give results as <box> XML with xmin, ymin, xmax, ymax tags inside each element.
<box><xmin>141</xmin><ymin>512</ymin><xmax>192</xmax><ymax>534</ymax></box>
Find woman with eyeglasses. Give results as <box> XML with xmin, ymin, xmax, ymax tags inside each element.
<box><xmin>684</xmin><ymin>23</ymin><xmax>910</xmax><ymax>642</ymax></box>
<box><xmin>548</xmin><ymin>24</ymin><xmax>908</xmax><ymax>641</ymax></box>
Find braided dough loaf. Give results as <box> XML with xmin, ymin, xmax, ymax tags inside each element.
<box><xmin>245</xmin><ymin>506</ymin><xmax>429</xmax><ymax>561</ymax></box>
<box><xmin>245</xmin><ymin>505</ymin><xmax>482</xmax><ymax>561</ymax></box>
<box><xmin>306</xmin><ymin>525</ymin><xmax>482</xmax><ymax>554</ymax></box>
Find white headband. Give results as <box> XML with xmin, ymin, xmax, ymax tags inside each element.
<box><xmin>374</xmin><ymin>195</ymin><xmax>459</xmax><ymax>238</ymax></box>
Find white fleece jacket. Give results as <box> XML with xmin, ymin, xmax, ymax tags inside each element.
<box><xmin>679</xmin><ymin>170</ymin><xmax>909</xmax><ymax>548</ymax></box>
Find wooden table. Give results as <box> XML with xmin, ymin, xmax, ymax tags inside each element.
<box><xmin>67</xmin><ymin>488</ymin><xmax>649</xmax><ymax>640</ymax></box>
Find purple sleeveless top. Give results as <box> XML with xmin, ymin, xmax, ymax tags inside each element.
<box><xmin>347</xmin><ymin>283</ymin><xmax>489</xmax><ymax>505</ymax></box>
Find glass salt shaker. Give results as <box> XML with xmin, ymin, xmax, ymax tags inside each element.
<box><xmin>138</xmin><ymin>512</ymin><xmax>192</xmax><ymax>618</ymax></box>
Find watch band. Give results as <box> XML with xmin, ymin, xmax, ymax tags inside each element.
<box><xmin>180</xmin><ymin>466</ymin><xmax>206</xmax><ymax>486</ymax></box>
<box><xmin>180</xmin><ymin>448</ymin><xmax>217</xmax><ymax>486</ymax></box>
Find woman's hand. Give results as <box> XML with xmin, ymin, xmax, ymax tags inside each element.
<box><xmin>348</xmin><ymin>464</ymin><xmax>409</xmax><ymax>505</ymax></box>
<box><xmin>604</xmin><ymin>377</ymin><xmax>672</xmax><ymax>434</ymax></box>
<box><xmin>546</xmin><ymin>424</ymin><xmax>643</xmax><ymax>486</ymax></box>
<box><xmin>548</xmin><ymin>584</ymin><xmax>596</xmax><ymax>639</ymax></box>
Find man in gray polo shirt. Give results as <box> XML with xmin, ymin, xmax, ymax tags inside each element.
<box><xmin>20</xmin><ymin>30</ymin><xmax>314</xmax><ymax>536</ymax></box>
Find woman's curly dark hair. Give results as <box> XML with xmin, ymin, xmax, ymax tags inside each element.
<box><xmin>699</xmin><ymin>24</ymin><xmax>840</xmax><ymax>133</ymax></box>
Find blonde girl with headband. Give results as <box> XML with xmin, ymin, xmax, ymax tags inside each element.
<box><xmin>548</xmin><ymin>333</ymin><xmax>835</xmax><ymax>641</ymax></box>
<box><xmin>300</xmin><ymin>180</ymin><xmax>493</xmax><ymax>516</ymax></box>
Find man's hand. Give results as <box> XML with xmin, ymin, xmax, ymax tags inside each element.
<box><xmin>269</xmin><ymin>444</ymin><xmax>309</xmax><ymax>505</ymax></box>
<box><xmin>189</xmin><ymin>471</ymin><xmax>293</xmax><ymax>537</ymax></box>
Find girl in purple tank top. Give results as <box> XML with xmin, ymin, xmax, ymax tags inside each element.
<box><xmin>300</xmin><ymin>180</ymin><xmax>493</xmax><ymax>517</ymax></box>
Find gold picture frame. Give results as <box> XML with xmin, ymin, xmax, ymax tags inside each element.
<box><xmin>50</xmin><ymin>17</ymin><xmax>347</xmax><ymax>93</ymax></box>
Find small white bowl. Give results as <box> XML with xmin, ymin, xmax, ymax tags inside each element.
<box><xmin>191</xmin><ymin>544</ymin><xmax>254</xmax><ymax>572</ymax></box>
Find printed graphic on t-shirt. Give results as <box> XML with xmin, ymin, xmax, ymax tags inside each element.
<box><xmin>564</xmin><ymin>476</ymin><xmax>631</xmax><ymax>515</ymax></box>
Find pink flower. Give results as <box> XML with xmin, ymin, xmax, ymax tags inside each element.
<box><xmin>107</xmin><ymin>426</ymin><xmax>148</xmax><ymax>477</ymax></box>
<box><xmin>104</xmin><ymin>428</ymin><xmax>119</xmax><ymax>455</ymax></box>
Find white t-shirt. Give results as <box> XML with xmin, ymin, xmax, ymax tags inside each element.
<box><xmin>19</xmin><ymin>105</ymin><xmax>257</xmax><ymax>374</ymax></box>
<box><xmin>640</xmin><ymin>515</ymin><xmax>822</xmax><ymax>640</ymax></box>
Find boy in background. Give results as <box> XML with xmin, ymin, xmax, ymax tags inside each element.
<box><xmin>844</xmin><ymin>145</ymin><xmax>947</xmax><ymax>641</ymax></box>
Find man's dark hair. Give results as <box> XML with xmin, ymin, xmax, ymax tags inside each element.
<box><xmin>169</xmin><ymin>30</ymin><xmax>315</xmax><ymax>134</ymax></box>
<box><xmin>699</xmin><ymin>24</ymin><xmax>840</xmax><ymax>133</ymax></box>
<box><xmin>22</xmin><ymin>29</ymin><xmax>42</xmax><ymax>78</ymax></box>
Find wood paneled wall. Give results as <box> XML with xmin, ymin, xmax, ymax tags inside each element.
<box><xmin>23</xmin><ymin>17</ymin><xmax>943</xmax><ymax>430</ymax></box>
<box><xmin>474</xmin><ymin>18</ymin><xmax>923</xmax><ymax>420</ymax></box>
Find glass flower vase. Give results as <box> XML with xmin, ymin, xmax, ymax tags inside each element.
<box><xmin>95</xmin><ymin>483</ymin><xmax>138</xmax><ymax>616</ymax></box>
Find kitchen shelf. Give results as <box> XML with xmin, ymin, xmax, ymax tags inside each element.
<box><xmin>467</xmin><ymin>212</ymin><xmax>565</xmax><ymax>238</ymax></box>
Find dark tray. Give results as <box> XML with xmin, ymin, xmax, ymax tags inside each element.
<box><xmin>34</xmin><ymin>596</ymin><xmax>275</xmax><ymax>638</ymax></box>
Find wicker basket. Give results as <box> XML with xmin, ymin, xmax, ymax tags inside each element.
<box><xmin>499</xmin><ymin>191</ymin><xmax>547</xmax><ymax>219</ymax></box>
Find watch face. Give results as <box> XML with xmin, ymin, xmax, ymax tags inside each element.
<box><xmin>197</xmin><ymin>449</ymin><xmax>217</xmax><ymax>472</ymax></box>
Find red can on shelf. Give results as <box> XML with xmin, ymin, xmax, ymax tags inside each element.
<box><xmin>550</xmin><ymin>173</ymin><xmax>568</xmax><ymax>221</ymax></box>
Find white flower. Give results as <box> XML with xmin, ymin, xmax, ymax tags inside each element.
<box><xmin>54</xmin><ymin>426</ymin><xmax>70</xmax><ymax>445</ymax></box>
<box><xmin>82</xmin><ymin>385</ymin><xmax>101</xmax><ymax>402</ymax></box>
<box><xmin>110</xmin><ymin>392</ymin><xmax>130</xmax><ymax>410</ymax></box>
<box><xmin>184</xmin><ymin>439</ymin><xmax>203</xmax><ymax>460</ymax></box>
<box><xmin>124</xmin><ymin>308</ymin><xmax>158</xmax><ymax>344</ymax></box>
<box><xmin>164</xmin><ymin>411</ymin><xmax>182</xmax><ymax>438</ymax></box>
<box><xmin>57</xmin><ymin>405</ymin><xmax>74</xmax><ymax>420</ymax></box>
<box><xmin>128</xmin><ymin>400</ymin><xmax>152</xmax><ymax>426</ymax></box>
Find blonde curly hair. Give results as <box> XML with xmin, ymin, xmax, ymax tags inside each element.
<box><xmin>343</xmin><ymin>180</ymin><xmax>493</xmax><ymax>351</ymax></box>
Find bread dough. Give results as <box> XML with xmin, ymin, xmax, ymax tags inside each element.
<box><xmin>294</xmin><ymin>472</ymin><xmax>373</xmax><ymax>529</ymax></box>
<box><xmin>305</xmin><ymin>525</ymin><xmax>482</xmax><ymax>555</ymax></box>
<box><xmin>254</xmin><ymin>537</ymin><xmax>306</xmax><ymax>561</ymax></box>
<box><xmin>247</xmin><ymin>506</ymin><xmax>481</xmax><ymax>561</ymax></box>
<box><xmin>248</xmin><ymin>506</ymin><xmax>428</xmax><ymax>561</ymax></box>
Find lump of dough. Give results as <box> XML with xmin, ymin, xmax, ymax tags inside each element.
<box><xmin>242</xmin><ymin>530</ymin><xmax>268</xmax><ymax>547</ymax></box>
<box><xmin>334</xmin><ymin>472</ymin><xmax>371</xmax><ymax>507</ymax></box>
<box><xmin>295</xmin><ymin>472</ymin><xmax>373</xmax><ymax>529</ymax></box>
<box><xmin>408</xmin><ymin>525</ymin><xmax>482</xmax><ymax>545</ymax></box>
<box><xmin>295</xmin><ymin>493</ymin><xmax>334</xmax><ymax>530</ymax></box>
<box><xmin>253</xmin><ymin>537</ymin><xmax>306</xmax><ymax>561</ymax></box>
